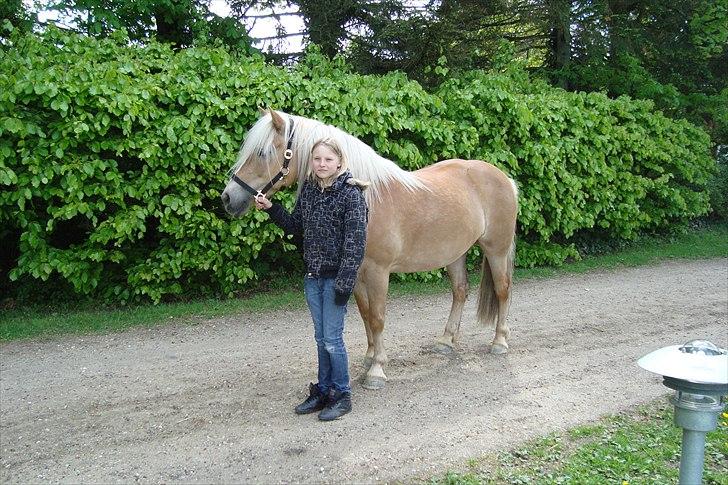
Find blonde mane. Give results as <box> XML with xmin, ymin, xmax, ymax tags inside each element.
<box><xmin>231</xmin><ymin>111</ymin><xmax>426</xmax><ymax>203</ymax></box>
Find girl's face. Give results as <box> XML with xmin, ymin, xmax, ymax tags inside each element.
<box><xmin>311</xmin><ymin>144</ymin><xmax>341</xmax><ymax>180</ymax></box>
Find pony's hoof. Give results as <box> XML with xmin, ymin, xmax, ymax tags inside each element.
<box><xmin>490</xmin><ymin>343</ymin><xmax>508</xmax><ymax>355</ymax></box>
<box><xmin>362</xmin><ymin>376</ymin><xmax>386</xmax><ymax>390</ymax></box>
<box><xmin>432</xmin><ymin>342</ymin><xmax>454</xmax><ymax>355</ymax></box>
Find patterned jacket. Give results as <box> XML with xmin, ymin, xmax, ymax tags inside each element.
<box><xmin>265</xmin><ymin>171</ymin><xmax>368</xmax><ymax>299</ymax></box>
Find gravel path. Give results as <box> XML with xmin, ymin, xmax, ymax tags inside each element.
<box><xmin>1</xmin><ymin>259</ymin><xmax>726</xmax><ymax>483</ymax></box>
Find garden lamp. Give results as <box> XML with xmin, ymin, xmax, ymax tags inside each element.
<box><xmin>638</xmin><ymin>339</ymin><xmax>727</xmax><ymax>485</ymax></box>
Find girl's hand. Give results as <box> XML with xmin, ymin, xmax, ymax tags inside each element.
<box><xmin>254</xmin><ymin>193</ymin><xmax>272</xmax><ymax>210</ymax></box>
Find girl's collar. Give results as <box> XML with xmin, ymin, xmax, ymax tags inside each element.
<box><xmin>311</xmin><ymin>171</ymin><xmax>350</xmax><ymax>191</ymax></box>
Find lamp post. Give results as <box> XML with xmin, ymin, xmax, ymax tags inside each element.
<box><xmin>638</xmin><ymin>339</ymin><xmax>727</xmax><ymax>485</ymax></box>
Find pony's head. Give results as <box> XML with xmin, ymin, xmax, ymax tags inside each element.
<box><xmin>221</xmin><ymin>109</ymin><xmax>299</xmax><ymax>217</ymax></box>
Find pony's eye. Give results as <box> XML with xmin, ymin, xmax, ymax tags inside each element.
<box><xmin>258</xmin><ymin>149</ymin><xmax>265</xmax><ymax>158</ymax></box>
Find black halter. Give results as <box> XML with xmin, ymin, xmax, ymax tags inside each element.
<box><xmin>231</xmin><ymin>117</ymin><xmax>295</xmax><ymax>198</ymax></box>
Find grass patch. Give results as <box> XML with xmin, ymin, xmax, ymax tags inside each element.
<box><xmin>0</xmin><ymin>289</ymin><xmax>306</xmax><ymax>341</ymax></box>
<box><xmin>1</xmin><ymin>224</ymin><xmax>726</xmax><ymax>342</ymax></box>
<box><xmin>428</xmin><ymin>400</ymin><xmax>728</xmax><ymax>485</ymax></box>
<box><xmin>514</xmin><ymin>223</ymin><xmax>728</xmax><ymax>280</ymax></box>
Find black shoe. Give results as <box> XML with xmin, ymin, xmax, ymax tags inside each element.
<box><xmin>295</xmin><ymin>383</ymin><xmax>328</xmax><ymax>415</ymax></box>
<box><xmin>318</xmin><ymin>390</ymin><xmax>352</xmax><ymax>421</ymax></box>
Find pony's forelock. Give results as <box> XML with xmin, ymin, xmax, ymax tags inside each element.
<box><xmin>229</xmin><ymin>113</ymin><xmax>290</xmax><ymax>177</ymax></box>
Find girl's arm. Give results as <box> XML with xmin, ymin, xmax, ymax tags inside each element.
<box><xmin>334</xmin><ymin>188</ymin><xmax>368</xmax><ymax>304</ymax></box>
<box><xmin>257</xmin><ymin>194</ymin><xmax>303</xmax><ymax>239</ymax></box>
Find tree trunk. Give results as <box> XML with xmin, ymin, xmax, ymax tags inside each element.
<box><xmin>547</xmin><ymin>0</ymin><xmax>572</xmax><ymax>88</ymax></box>
<box><xmin>154</xmin><ymin>5</ymin><xmax>193</xmax><ymax>49</ymax></box>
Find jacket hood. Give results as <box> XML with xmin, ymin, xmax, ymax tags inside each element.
<box><xmin>340</xmin><ymin>171</ymin><xmax>370</xmax><ymax>191</ymax></box>
<box><xmin>319</xmin><ymin>171</ymin><xmax>370</xmax><ymax>192</ymax></box>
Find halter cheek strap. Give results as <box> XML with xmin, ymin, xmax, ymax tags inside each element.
<box><xmin>232</xmin><ymin>116</ymin><xmax>295</xmax><ymax>198</ymax></box>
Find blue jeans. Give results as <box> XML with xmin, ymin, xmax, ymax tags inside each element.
<box><xmin>304</xmin><ymin>276</ymin><xmax>351</xmax><ymax>394</ymax></box>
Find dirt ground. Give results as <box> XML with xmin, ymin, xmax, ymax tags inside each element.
<box><xmin>1</xmin><ymin>259</ymin><xmax>726</xmax><ymax>484</ymax></box>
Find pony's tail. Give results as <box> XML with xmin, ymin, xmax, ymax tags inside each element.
<box><xmin>476</xmin><ymin>239</ymin><xmax>515</xmax><ymax>326</ymax></box>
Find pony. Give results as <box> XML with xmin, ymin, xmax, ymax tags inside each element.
<box><xmin>221</xmin><ymin>109</ymin><xmax>518</xmax><ymax>390</ymax></box>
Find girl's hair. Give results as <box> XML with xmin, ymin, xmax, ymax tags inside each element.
<box><xmin>308</xmin><ymin>137</ymin><xmax>348</xmax><ymax>188</ymax></box>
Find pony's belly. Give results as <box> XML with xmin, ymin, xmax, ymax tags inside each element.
<box><xmin>387</xmin><ymin>241</ymin><xmax>475</xmax><ymax>273</ymax></box>
<box><xmin>390</xmin><ymin>260</ymin><xmax>454</xmax><ymax>273</ymax></box>
<box><xmin>366</xmin><ymin>213</ymin><xmax>482</xmax><ymax>274</ymax></box>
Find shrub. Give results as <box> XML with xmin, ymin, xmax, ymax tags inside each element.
<box><xmin>0</xmin><ymin>29</ymin><xmax>715</xmax><ymax>302</ymax></box>
<box><xmin>708</xmin><ymin>145</ymin><xmax>728</xmax><ymax>220</ymax></box>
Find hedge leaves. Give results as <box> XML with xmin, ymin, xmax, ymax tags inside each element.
<box><xmin>1</xmin><ymin>29</ymin><xmax>714</xmax><ymax>302</ymax></box>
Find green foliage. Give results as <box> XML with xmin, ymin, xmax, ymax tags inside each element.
<box><xmin>48</xmin><ymin>0</ymin><xmax>257</xmax><ymax>53</ymax></box>
<box><xmin>430</xmin><ymin>401</ymin><xmax>728</xmax><ymax>485</ymax></box>
<box><xmin>687</xmin><ymin>0</ymin><xmax>728</xmax><ymax>59</ymax></box>
<box><xmin>708</xmin><ymin>147</ymin><xmax>728</xmax><ymax>220</ymax></box>
<box><xmin>554</xmin><ymin>0</ymin><xmax>728</xmax><ymax>144</ymax></box>
<box><xmin>1</xmin><ymin>0</ymin><xmax>35</xmax><ymax>37</ymax></box>
<box><xmin>436</xmin><ymin>71</ymin><xmax>715</xmax><ymax>267</ymax></box>
<box><xmin>0</xmin><ymin>29</ymin><xmax>716</xmax><ymax>302</ymax></box>
<box><xmin>51</xmin><ymin>0</ymin><xmax>200</xmax><ymax>42</ymax></box>
<box><xmin>1</xmin><ymin>28</ymin><xmax>282</xmax><ymax>302</ymax></box>
<box><xmin>556</xmin><ymin>53</ymin><xmax>728</xmax><ymax>144</ymax></box>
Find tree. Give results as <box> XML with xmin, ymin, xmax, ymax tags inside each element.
<box><xmin>47</xmin><ymin>0</ymin><xmax>256</xmax><ymax>51</ymax></box>
<box><xmin>556</xmin><ymin>0</ymin><xmax>727</xmax><ymax>141</ymax></box>
<box><xmin>226</xmin><ymin>0</ymin><xmax>433</xmax><ymax>64</ymax></box>
<box><xmin>344</xmin><ymin>1</ymin><xmax>552</xmax><ymax>84</ymax></box>
<box><xmin>1</xmin><ymin>0</ymin><xmax>36</xmax><ymax>37</ymax></box>
<box><xmin>546</xmin><ymin>0</ymin><xmax>571</xmax><ymax>85</ymax></box>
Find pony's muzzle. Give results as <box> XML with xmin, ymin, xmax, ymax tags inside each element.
<box><xmin>221</xmin><ymin>187</ymin><xmax>250</xmax><ymax>217</ymax></box>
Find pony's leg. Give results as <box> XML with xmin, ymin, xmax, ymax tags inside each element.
<box><xmin>489</xmin><ymin>255</ymin><xmax>512</xmax><ymax>354</ymax></box>
<box><xmin>479</xmin><ymin>242</ymin><xmax>514</xmax><ymax>355</ymax></box>
<box><xmin>433</xmin><ymin>253</ymin><xmax>469</xmax><ymax>354</ymax></box>
<box><xmin>360</xmin><ymin>266</ymin><xmax>390</xmax><ymax>390</ymax></box>
<box><xmin>353</xmin><ymin>282</ymin><xmax>374</xmax><ymax>369</ymax></box>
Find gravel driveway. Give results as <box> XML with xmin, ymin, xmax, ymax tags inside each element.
<box><xmin>1</xmin><ymin>259</ymin><xmax>726</xmax><ymax>483</ymax></box>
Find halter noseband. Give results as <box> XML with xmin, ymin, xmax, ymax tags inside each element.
<box><xmin>231</xmin><ymin>116</ymin><xmax>295</xmax><ymax>198</ymax></box>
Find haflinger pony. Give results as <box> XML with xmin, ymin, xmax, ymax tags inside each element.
<box><xmin>221</xmin><ymin>109</ymin><xmax>518</xmax><ymax>390</ymax></box>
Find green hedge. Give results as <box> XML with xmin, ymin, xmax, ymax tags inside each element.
<box><xmin>436</xmin><ymin>71</ymin><xmax>716</xmax><ymax>265</ymax></box>
<box><xmin>0</xmin><ymin>29</ymin><xmax>715</xmax><ymax>302</ymax></box>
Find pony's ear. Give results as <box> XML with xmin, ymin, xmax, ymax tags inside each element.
<box><xmin>269</xmin><ymin>109</ymin><xmax>286</xmax><ymax>134</ymax></box>
<box><xmin>258</xmin><ymin>105</ymin><xmax>267</xmax><ymax>117</ymax></box>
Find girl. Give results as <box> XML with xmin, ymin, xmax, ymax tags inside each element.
<box><xmin>254</xmin><ymin>137</ymin><xmax>368</xmax><ymax>421</ymax></box>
